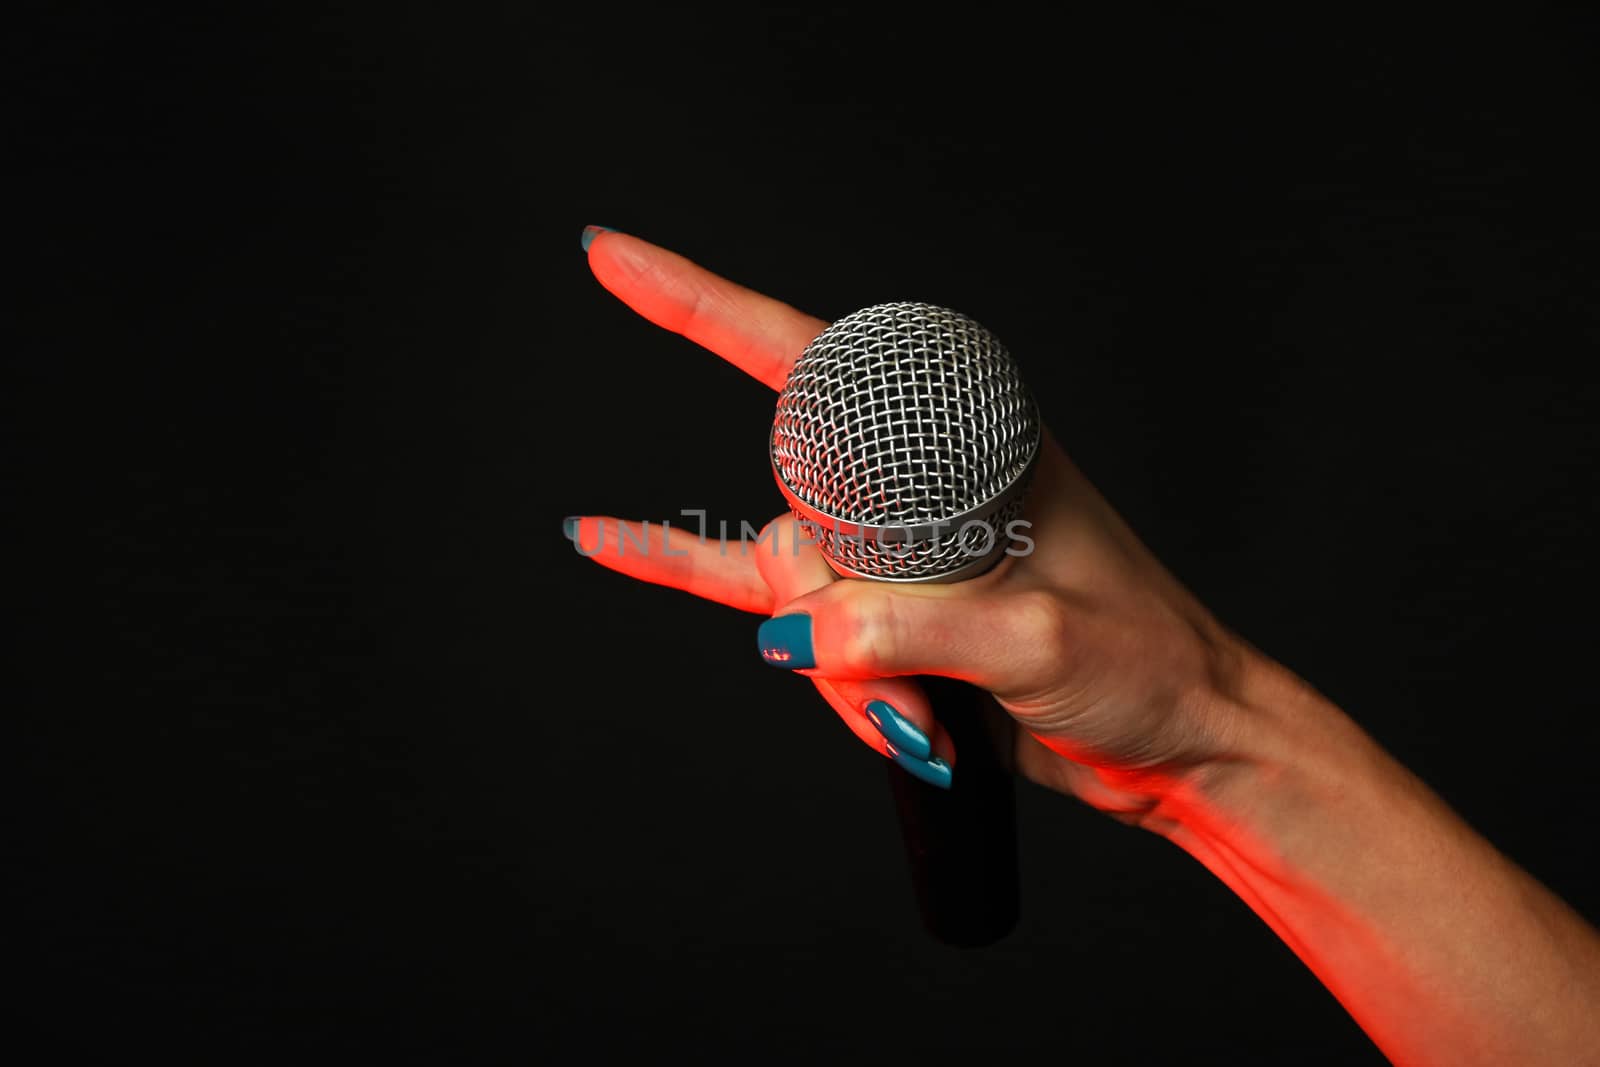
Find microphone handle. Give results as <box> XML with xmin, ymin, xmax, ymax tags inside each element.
<box><xmin>884</xmin><ymin>675</ymin><xmax>1019</xmax><ymax>947</ymax></box>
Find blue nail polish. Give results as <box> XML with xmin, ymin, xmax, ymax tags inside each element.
<box><xmin>887</xmin><ymin>745</ymin><xmax>953</xmax><ymax>790</ymax></box>
<box><xmin>562</xmin><ymin>516</ymin><xmax>579</xmax><ymax>541</ymax></box>
<box><xmin>757</xmin><ymin>614</ymin><xmax>815</xmax><ymax>669</ymax></box>
<box><xmin>865</xmin><ymin>699</ymin><xmax>932</xmax><ymax>761</ymax></box>
<box><xmin>581</xmin><ymin>225</ymin><xmax>616</xmax><ymax>251</ymax></box>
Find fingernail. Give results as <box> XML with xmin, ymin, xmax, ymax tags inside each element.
<box><xmin>757</xmin><ymin>614</ymin><xmax>815</xmax><ymax>669</ymax></box>
<box><xmin>562</xmin><ymin>516</ymin><xmax>580</xmax><ymax>541</ymax></box>
<box><xmin>865</xmin><ymin>699</ymin><xmax>931</xmax><ymax>761</ymax></box>
<box><xmin>581</xmin><ymin>225</ymin><xmax>616</xmax><ymax>251</ymax></box>
<box><xmin>887</xmin><ymin>745</ymin><xmax>953</xmax><ymax>790</ymax></box>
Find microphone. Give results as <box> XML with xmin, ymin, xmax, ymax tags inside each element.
<box><xmin>769</xmin><ymin>302</ymin><xmax>1041</xmax><ymax>947</ymax></box>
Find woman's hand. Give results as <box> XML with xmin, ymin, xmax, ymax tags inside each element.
<box><xmin>567</xmin><ymin>226</ymin><xmax>1251</xmax><ymax>816</ymax></box>
<box><xmin>568</xmin><ymin>226</ymin><xmax>1600</xmax><ymax>1065</ymax></box>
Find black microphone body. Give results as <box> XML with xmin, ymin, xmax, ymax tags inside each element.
<box><xmin>769</xmin><ymin>303</ymin><xmax>1038</xmax><ymax>947</ymax></box>
<box><xmin>885</xmin><ymin>676</ymin><xmax>1019</xmax><ymax>947</ymax></box>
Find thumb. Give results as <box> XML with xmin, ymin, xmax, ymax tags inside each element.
<box><xmin>756</xmin><ymin>578</ymin><xmax>1059</xmax><ymax>692</ymax></box>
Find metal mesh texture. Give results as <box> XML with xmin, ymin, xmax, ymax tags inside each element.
<box><xmin>771</xmin><ymin>302</ymin><xmax>1039</xmax><ymax>580</ymax></box>
<box><xmin>806</xmin><ymin>494</ymin><xmax>1029</xmax><ymax>580</ymax></box>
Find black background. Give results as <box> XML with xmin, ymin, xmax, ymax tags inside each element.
<box><xmin>13</xmin><ymin>7</ymin><xmax>1600</xmax><ymax>1064</ymax></box>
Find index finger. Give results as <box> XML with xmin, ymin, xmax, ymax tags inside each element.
<box><xmin>583</xmin><ymin>227</ymin><xmax>826</xmax><ymax>390</ymax></box>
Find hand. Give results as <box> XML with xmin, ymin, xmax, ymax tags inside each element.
<box><xmin>567</xmin><ymin>226</ymin><xmax>1250</xmax><ymax>815</ymax></box>
<box><xmin>568</xmin><ymin>227</ymin><xmax>1600</xmax><ymax>1065</ymax></box>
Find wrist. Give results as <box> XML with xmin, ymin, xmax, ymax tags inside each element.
<box><xmin>1152</xmin><ymin>641</ymin><xmax>1382</xmax><ymax>863</ymax></box>
<box><xmin>1139</xmin><ymin>641</ymin><xmax>1600</xmax><ymax>1066</ymax></box>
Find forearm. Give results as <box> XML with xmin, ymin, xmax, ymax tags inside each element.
<box><xmin>1155</xmin><ymin>651</ymin><xmax>1600</xmax><ymax>1065</ymax></box>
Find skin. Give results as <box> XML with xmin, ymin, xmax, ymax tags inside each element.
<box><xmin>571</xmin><ymin>230</ymin><xmax>1600</xmax><ymax>1065</ymax></box>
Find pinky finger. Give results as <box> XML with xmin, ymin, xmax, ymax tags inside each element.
<box><xmin>566</xmin><ymin>514</ymin><xmax>774</xmax><ymax>615</ymax></box>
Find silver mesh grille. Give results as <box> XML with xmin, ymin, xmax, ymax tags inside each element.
<box><xmin>770</xmin><ymin>302</ymin><xmax>1039</xmax><ymax>582</ymax></box>
<box><xmin>808</xmin><ymin>495</ymin><xmax>1029</xmax><ymax>581</ymax></box>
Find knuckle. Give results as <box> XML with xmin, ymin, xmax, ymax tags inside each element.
<box><xmin>837</xmin><ymin>592</ymin><xmax>900</xmax><ymax>675</ymax></box>
<box><xmin>760</xmin><ymin>515</ymin><xmax>788</xmax><ymax>540</ymax></box>
<box><xmin>1013</xmin><ymin>589</ymin><xmax>1073</xmax><ymax>649</ymax></box>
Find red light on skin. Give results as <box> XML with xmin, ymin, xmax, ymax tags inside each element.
<box><xmin>762</xmin><ymin>648</ymin><xmax>791</xmax><ymax>663</ymax></box>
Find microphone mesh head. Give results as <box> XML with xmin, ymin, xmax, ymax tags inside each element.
<box><xmin>770</xmin><ymin>302</ymin><xmax>1040</xmax><ymax>582</ymax></box>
